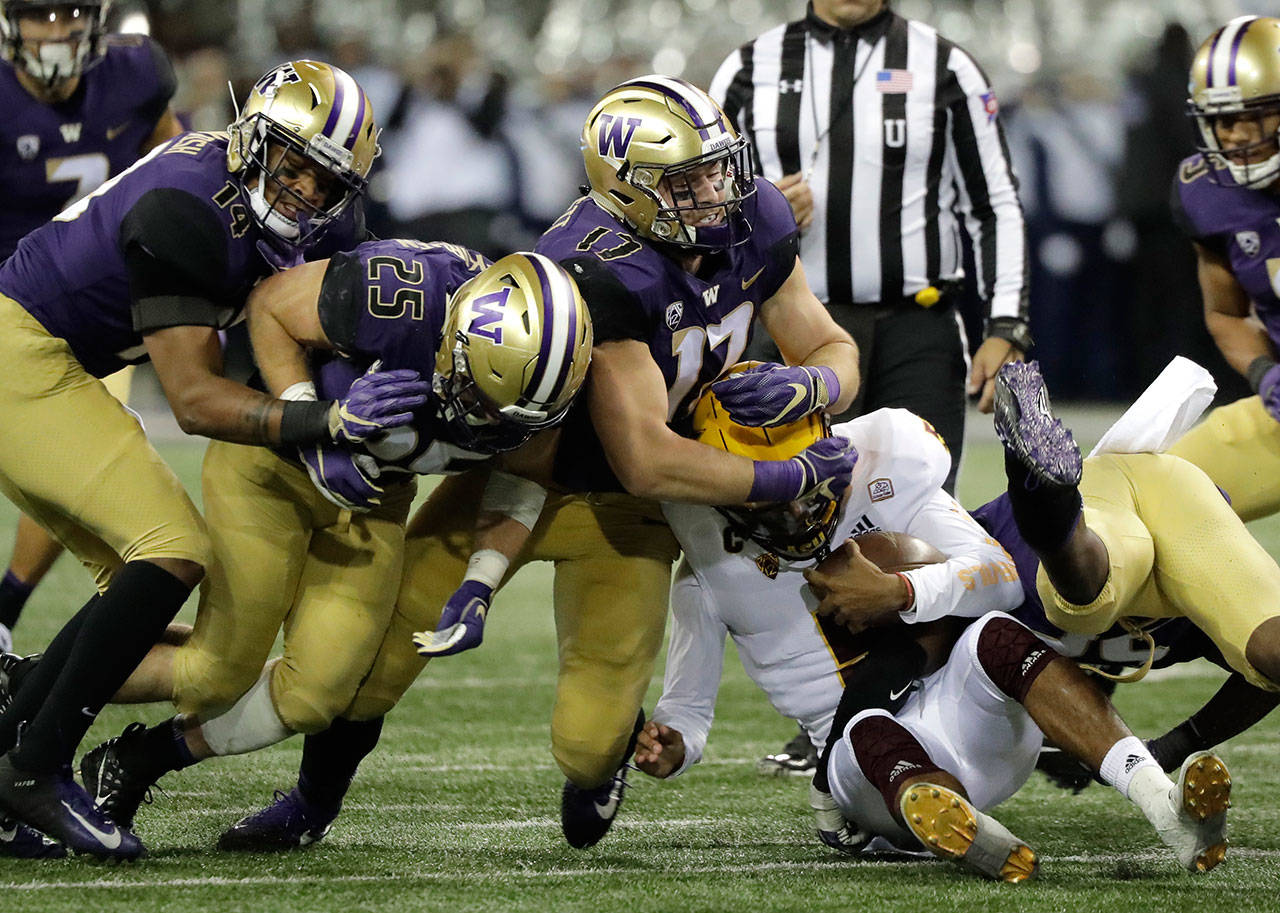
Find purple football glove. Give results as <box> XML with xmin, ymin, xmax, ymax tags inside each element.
<box><xmin>331</xmin><ymin>362</ymin><xmax>431</xmax><ymax>444</ymax></box>
<box><xmin>298</xmin><ymin>443</ymin><xmax>384</xmax><ymax>512</ymax></box>
<box><xmin>1259</xmin><ymin>362</ymin><xmax>1280</xmax><ymax>423</ymax></box>
<box><xmin>711</xmin><ymin>363</ymin><xmax>840</xmax><ymax>427</ymax></box>
<box><xmin>748</xmin><ymin>436</ymin><xmax>857</xmax><ymax>503</ymax></box>
<box><xmin>412</xmin><ymin>580</ymin><xmax>492</xmax><ymax>657</ymax></box>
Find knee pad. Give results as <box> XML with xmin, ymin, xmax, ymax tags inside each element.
<box><xmin>848</xmin><ymin>712</ymin><xmax>942</xmax><ymax>811</ymax></box>
<box><xmin>974</xmin><ymin>613</ymin><xmax>1058</xmax><ymax>703</ymax></box>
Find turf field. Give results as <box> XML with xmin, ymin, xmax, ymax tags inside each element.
<box><xmin>4</xmin><ymin>414</ymin><xmax>1280</xmax><ymax>912</ymax></box>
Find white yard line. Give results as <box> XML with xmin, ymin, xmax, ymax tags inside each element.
<box><xmin>9</xmin><ymin>849</ymin><xmax>1280</xmax><ymax>890</ymax></box>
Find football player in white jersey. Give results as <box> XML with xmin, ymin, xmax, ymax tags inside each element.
<box><xmin>637</xmin><ymin>380</ymin><xmax>1232</xmax><ymax>880</ymax></box>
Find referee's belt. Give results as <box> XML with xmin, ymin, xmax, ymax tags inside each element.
<box><xmin>843</xmin><ymin>280</ymin><xmax>962</xmax><ymax>310</ymax></box>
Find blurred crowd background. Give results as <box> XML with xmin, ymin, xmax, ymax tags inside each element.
<box><xmin>110</xmin><ymin>0</ymin><xmax>1279</xmax><ymax>403</ymax></box>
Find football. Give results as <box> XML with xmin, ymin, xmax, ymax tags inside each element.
<box><xmin>818</xmin><ymin>531</ymin><xmax>947</xmax><ymax>577</ymax></box>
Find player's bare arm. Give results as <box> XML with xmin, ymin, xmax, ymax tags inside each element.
<box><xmin>140</xmin><ymin>107</ymin><xmax>186</xmax><ymax>154</ymax></box>
<box><xmin>1197</xmin><ymin>240</ymin><xmax>1274</xmax><ymax>375</ymax></box>
<box><xmin>246</xmin><ymin>259</ymin><xmax>335</xmax><ymax>394</ymax></box>
<box><xmin>758</xmin><ymin>256</ymin><xmax>859</xmax><ymax>413</ymax></box>
<box><xmin>589</xmin><ymin>339</ymin><xmax>757</xmax><ymax>503</ymax></box>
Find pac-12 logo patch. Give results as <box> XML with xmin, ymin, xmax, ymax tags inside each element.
<box><xmin>16</xmin><ymin>134</ymin><xmax>39</xmax><ymax>161</ymax></box>
<box><xmin>665</xmin><ymin>301</ymin><xmax>683</xmax><ymax>330</ymax></box>
<box><xmin>868</xmin><ymin>478</ymin><xmax>894</xmax><ymax>502</ymax></box>
<box><xmin>1237</xmin><ymin>230</ymin><xmax>1261</xmax><ymax>258</ymax></box>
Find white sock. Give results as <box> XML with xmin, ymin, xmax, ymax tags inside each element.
<box><xmin>1098</xmin><ymin>736</ymin><xmax>1162</xmax><ymax>799</ymax></box>
<box><xmin>1126</xmin><ymin>765</ymin><xmax>1178</xmax><ymax>825</ymax></box>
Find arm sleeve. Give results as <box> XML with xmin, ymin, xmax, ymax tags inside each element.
<box><xmin>651</xmin><ymin>562</ymin><xmax>729</xmax><ymax>777</ymax></box>
<box><xmin>941</xmin><ymin>43</ymin><xmax>1030</xmax><ymax>323</ymax></box>
<box><xmin>898</xmin><ymin>490</ymin><xmax>1025</xmax><ymax>623</ymax></box>
<box><xmin>316</xmin><ymin>250</ymin><xmax>365</xmax><ymax>351</ymax></box>
<box><xmin>710</xmin><ymin>48</ymin><xmax>746</xmax><ymax>128</ymax></box>
<box><xmin>120</xmin><ymin>188</ymin><xmax>232</xmax><ymax>332</ymax></box>
<box><xmin>141</xmin><ymin>36</ymin><xmax>178</xmax><ymax>124</ymax></box>
<box><xmin>562</xmin><ymin>255</ymin><xmax>651</xmax><ymax>343</ymax></box>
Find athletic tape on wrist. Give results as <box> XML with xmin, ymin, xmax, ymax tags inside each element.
<box><xmin>280</xmin><ymin>381</ymin><xmax>318</xmax><ymax>402</ymax></box>
<box><xmin>464</xmin><ymin>548</ymin><xmax>509</xmax><ymax>589</ymax></box>
<box><xmin>480</xmin><ymin>471</ymin><xmax>547</xmax><ymax>531</ymax></box>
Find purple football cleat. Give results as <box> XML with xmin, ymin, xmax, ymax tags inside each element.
<box><xmin>218</xmin><ymin>787</ymin><xmax>338</xmax><ymax>851</ymax></box>
<box><xmin>0</xmin><ymin>814</ymin><xmax>66</xmax><ymax>859</ymax></box>
<box><xmin>993</xmin><ymin>361</ymin><xmax>1082</xmax><ymax>487</ymax></box>
<box><xmin>0</xmin><ymin>755</ymin><xmax>143</xmax><ymax>860</ymax></box>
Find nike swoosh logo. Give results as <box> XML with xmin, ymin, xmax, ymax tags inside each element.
<box><xmin>780</xmin><ymin>383</ymin><xmax>810</xmax><ymax>417</ymax></box>
<box><xmin>94</xmin><ymin>757</ymin><xmax>111</xmax><ymax>806</ymax></box>
<box><xmin>741</xmin><ymin>266</ymin><xmax>766</xmax><ymax>290</ymax></box>
<box><xmin>593</xmin><ymin>792</ymin><xmax>621</xmax><ymax>818</ymax></box>
<box><xmin>61</xmin><ymin>800</ymin><xmax>122</xmax><ymax>849</ymax></box>
<box><xmin>888</xmin><ymin>683</ymin><xmax>915</xmax><ymax>701</ymax></box>
<box><xmin>106</xmin><ymin>121</ymin><xmax>131</xmax><ymax>141</ymax></box>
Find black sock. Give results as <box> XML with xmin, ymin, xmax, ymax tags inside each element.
<box><xmin>9</xmin><ymin>561</ymin><xmax>193</xmax><ymax>772</ymax></box>
<box><xmin>116</xmin><ymin>717</ymin><xmax>198</xmax><ymax>784</ymax></box>
<box><xmin>1004</xmin><ymin>451</ymin><xmax>1083</xmax><ymax>553</ymax></box>
<box><xmin>814</xmin><ymin>629</ymin><xmax>926</xmax><ymax>793</ymax></box>
<box><xmin>298</xmin><ymin>716</ymin><xmax>384</xmax><ymax>811</ymax></box>
<box><xmin>0</xmin><ymin>596</ymin><xmax>96</xmax><ymax>755</ymax></box>
<box><xmin>0</xmin><ymin>570</ymin><xmax>34</xmax><ymax>630</ymax></box>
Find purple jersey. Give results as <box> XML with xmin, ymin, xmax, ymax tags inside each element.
<box><xmin>536</xmin><ymin>178</ymin><xmax>799</xmax><ymax>491</ymax></box>
<box><xmin>0</xmin><ymin>131</ymin><xmax>360</xmax><ymax>378</ymax></box>
<box><xmin>970</xmin><ymin>493</ymin><xmax>1217</xmax><ymax>671</ymax></box>
<box><xmin>1172</xmin><ymin>154</ymin><xmax>1280</xmax><ymax>348</ymax></box>
<box><xmin>0</xmin><ymin>35</ymin><xmax>176</xmax><ymax>259</ymax></box>
<box><xmin>313</xmin><ymin>238</ymin><xmax>495</xmax><ymax>474</ymax></box>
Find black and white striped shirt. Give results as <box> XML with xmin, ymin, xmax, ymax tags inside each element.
<box><xmin>710</xmin><ymin>6</ymin><xmax>1029</xmax><ymax>324</ymax></box>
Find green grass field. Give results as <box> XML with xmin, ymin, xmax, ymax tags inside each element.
<box><xmin>4</xmin><ymin>428</ymin><xmax>1280</xmax><ymax>912</ymax></box>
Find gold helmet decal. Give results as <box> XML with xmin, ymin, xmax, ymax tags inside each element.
<box><xmin>693</xmin><ymin>363</ymin><xmax>841</xmax><ymax>561</ymax></box>
<box><xmin>581</xmin><ymin>75</ymin><xmax>756</xmax><ymax>251</ymax></box>
<box><xmin>435</xmin><ymin>252</ymin><xmax>593</xmax><ymax>454</ymax></box>
<box><xmin>228</xmin><ymin>60</ymin><xmax>380</xmax><ymax>248</ymax></box>
<box><xmin>1188</xmin><ymin>17</ymin><xmax>1280</xmax><ymax>187</ymax></box>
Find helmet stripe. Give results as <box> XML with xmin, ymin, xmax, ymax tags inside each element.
<box><xmin>524</xmin><ymin>254</ymin><xmax>576</xmax><ymax>407</ymax></box>
<box><xmin>629</xmin><ymin>76</ymin><xmax>726</xmax><ymax>141</ymax></box>
<box><xmin>1209</xmin><ymin>17</ymin><xmax>1256</xmax><ymax>89</ymax></box>
<box><xmin>321</xmin><ymin>66</ymin><xmax>363</xmax><ymax>152</ymax></box>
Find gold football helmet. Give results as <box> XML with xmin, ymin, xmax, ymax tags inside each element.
<box><xmin>0</xmin><ymin>1</ymin><xmax>110</xmax><ymax>89</ymax></box>
<box><xmin>435</xmin><ymin>252</ymin><xmax>593</xmax><ymax>454</ymax></box>
<box><xmin>228</xmin><ymin>60</ymin><xmax>380</xmax><ymax>249</ymax></box>
<box><xmin>1188</xmin><ymin>16</ymin><xmax>1280</xmax><ymax>187</ymax></box>
<box><xmin>693</xmin><ymin>363</ymin><xmax>841</xmax><ymax>560</ymax></box>
<box><xmin>581</xmin><ymin>74</ymin><xmax>755</xmax><ymax>251</ymax></box>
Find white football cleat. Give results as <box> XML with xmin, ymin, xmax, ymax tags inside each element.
<box><xmin>1147</xmin><ymin>752</ymin><xmax>1230</xmax><ymax>873</ymax></box>
<box><xmin>899</xmin><ymin>782</ymin><xmax>1038</xmax><ymax>883</ymax></box>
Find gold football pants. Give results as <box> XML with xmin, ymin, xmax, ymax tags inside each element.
<box><xmin>1037</xmin><ymin>451</ymin><xmax>1280</xmax><ymax>690</ymax></box>
<box><xmin>1167</xmin><ymin>395</ymin><xmax>1280</xmax><ymax>522</ymax></box>
<box><xmin>346</xmin><ymin>470</ymin><xmax>681</xmax><ymax>788</ymax></box>
<box><xmin>0</xmin><ymin>293</ymin><xmax>209</xmax><ymax>587</ymax></box>
<box><xmin>171</xmin><ymin>440</ymin><xmax>415</xmax><ymax>731</ymax></box>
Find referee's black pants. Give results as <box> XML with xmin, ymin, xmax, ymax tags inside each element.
<box><xmin>746</xmin><ymin>300</ymin><xmax>967</xmax><ymax>494</ymax></box>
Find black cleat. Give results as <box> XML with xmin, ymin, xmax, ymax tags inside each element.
<box><xmin>218</xmin><ymin>787</ymin><xmax>338</xmax><ymax>851</ymax></box>
<box><xmin>757</xmin><ymin>727</ymin><xmax>819</xmax><ymax>778</ymax></box>
<box><xmin>0</xmin><ymin>652</ymin><xmax>38</xmax><ymax>716</ymax></box>
<box><xmin>993</xmin><ymin>361</ymin><xmax>1082</xmax><ymax>488</ymax></box>
<box><xmin>0</xmin><ymin>814</ymin><xmax>66</xmax><ymax>858</ymax></box>
<box><xmin>0</xmin><ymin>754</ymin><xmax>143</xmax><ymax>860</ymax></box>
<box><xmin>80</xmin><ymin>723</ymin><xmax>158</xmax><ymax>830</ymax></box>
<box><xmin>561</xmin><ymin>709</ymin><xmax>644</xmax><ymax>849</ymax></box>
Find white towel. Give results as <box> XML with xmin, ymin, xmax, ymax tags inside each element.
<box><xmin>1089</xmin><ymin>357</ymin><xmax>1217</xmax><ymax>457</ymax></box>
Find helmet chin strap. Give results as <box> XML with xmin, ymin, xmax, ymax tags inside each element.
<box><xmin>19</xmin><ymin>39</ymin><xmax>85</xmax><ymax>88</ymax></box>
<box><xmin>247</xmin><ymin>181</ymin><xmax>302</xmax><ymax>241</ymax></box>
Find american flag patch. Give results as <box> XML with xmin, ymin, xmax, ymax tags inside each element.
<box><xmin>876</xmin><ymin>69</ymin><xmax>914</xmax><ymax>93</ymax></box>
<box><xmin>980</xmin><ymin>90</ymin><xmax>999</xmax><ymax>123</ymax></box>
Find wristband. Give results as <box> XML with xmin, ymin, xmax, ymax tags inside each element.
<box><xmin>814</xmin><ymin>365</ymin><xmax>840</xmax><ymax>410</ymax></box>
<box><xmin>894</xmin><ymin>572</ymin><xmax>915</xmax><ymax>612</ymax></box>
<box><xmin>279</xmin><ymin>400</ymin><xmax>335</xmax><ymax>446</ymax></box>
<box><xmin>464</xmin><ymin>548</ymin><xmax>509</xmax><ymax>590</ymax></box>
<box><xmin>279</xmin><ymin>381</ymin><xmax>317</xmax><ymax>402</ymax></box>
<box><xmin>1247</xmin><ymin>356</ymin><xmax>1278</xmax><ymax>393</ymax></box>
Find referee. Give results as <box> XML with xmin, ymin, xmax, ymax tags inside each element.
<box><xmin>711</xmin><ymin>0</ymin><xmax>1031</xmax><ymax>496</ymax></box>
<box><xmin>711</xmin><ymin>0</ymin><xmax>1032</xmax><ymax>779</ymax></box>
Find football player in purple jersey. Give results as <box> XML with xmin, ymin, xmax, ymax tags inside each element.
<box><xmin>1168</xmin><ymin>18</ymin><xmax>1280</xmax><ymax>524</ymax></box>
<box><xmin>0</xmin><ymin>60</ymin><xmax>429</xmax><ymax>860</ymax></box>
<box><xmin>210</xmin><ymin>75</ymin><xmax>863</xmax><ymax>854</ymax></box>
<box><xmin>64</xmin><ymin>244</ymin><xmax>594</xmax><ymax>850</ymax></box>
<box><xmin>0</xmin><ymin>0</ymin><xmax>186</xmax><ymax>680</ymax></box>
